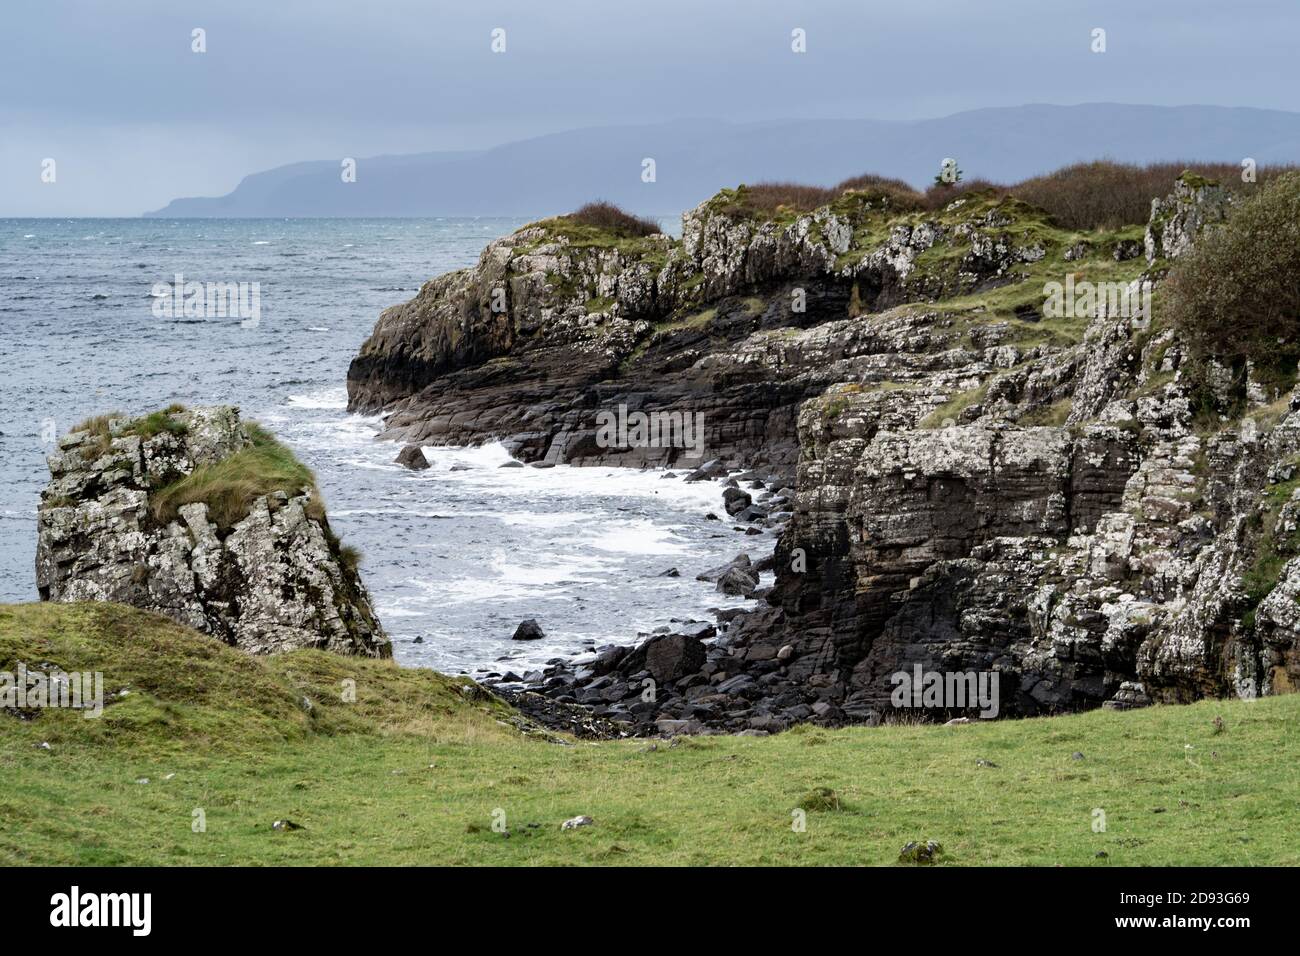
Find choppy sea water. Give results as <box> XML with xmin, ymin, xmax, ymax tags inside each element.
<box><xmin>0</xmin><ymin>218</ymin><xmax>762</xmax><ymax>675</ymax></box>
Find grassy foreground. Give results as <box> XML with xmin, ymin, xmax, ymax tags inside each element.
<box><xmin>2</xmin><ymin>603</ymin><xmax>1297</xmax><ymax>866</ymax></box>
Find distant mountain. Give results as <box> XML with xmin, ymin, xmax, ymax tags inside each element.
<box><xmin>143</xmin><ymin>104</ymin><xmax>1300</xmax><ymax>218</ymax></box>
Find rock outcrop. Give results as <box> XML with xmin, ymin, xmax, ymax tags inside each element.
<box><xmin>36</xmin><ymin>406</ymin><xmax>390</xmax><ymax>657</ymax></box>
<box><xmin>350</xmin><ymin>172</ymin><xmax>1299</xmax><ymax>733</ymax></box>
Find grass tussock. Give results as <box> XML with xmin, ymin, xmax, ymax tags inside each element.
<box><xmin>566</xmin><ymin>201</ymin><xmax>661</xmax><ymax>238</ymax></box>
<box><xmin>69</xmin><ymin>412</ymin><xmax>123</xmax><ymax>459</ymax></box>
<box><xmin>150</xmin><ymin>422</ymin><xmax>319</xmax><ymax>531</ymax></box>
<box><xmin>122</xmin><ymin>407</ymin><xmax>189</xmax><ymax>441</ymax></box>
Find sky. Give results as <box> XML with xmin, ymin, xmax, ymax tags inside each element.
<box><xmin>2</xmin><ymin>0</ymin><xmax>1297</xmax><ymax>216</ymax></box>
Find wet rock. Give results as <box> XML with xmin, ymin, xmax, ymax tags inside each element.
<box><xmin>723</xmin><ymin>487</ymin><xmax>753</xmax><ymax>516</ymax></box>
<box><xmin>395</xmin><ymin>444</ymin><xmax>430</xmax><ymax>470</ymax></box>
<box><xmin>685</xmin><ymin>460</ymin><xmax>728</xmax><ymax>482</ymax></box>
<box><xmin>697</xmin><ymin>553</ymin><xmax>752</xmax><ymax>583</ymax></box>
<box><xmin>512</xmin><ymin>619</ymin><xmax>545</xmax><ymax>641</ymax></box>
<box><xmin>716</xmin><ymin>567</ymin><xmax>758</xmax><ymax>597</ymax></box>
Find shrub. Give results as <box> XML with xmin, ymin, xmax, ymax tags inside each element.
<box><xmin>1008</xmin><ymin>161</ymin><xmax>1298</xmax><ymax>231</ymax></box>
<box><xmin>1165</xmin><ymin>171</ymin><xmax>1300</xmax><ymax>379</ymax></box>
<box><xmin>566</xmin><ymin>201</ymin><xmax>661</xmax><ymax>238</ymax></box>
<box><xmin>718</xmin><ymin>161</ymin><xmax>1300</xmax><ymax>232</ymax></box>
<box><xmin>737</xmin><ymin>182</ymin><xmax>838</xmax><ymax>214</ymax></box>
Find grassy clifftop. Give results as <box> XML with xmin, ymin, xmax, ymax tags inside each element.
<box><xmin>3</xmin><ymin>602</ymin><xmax>1297</xmax><ymax>866</ymax></box>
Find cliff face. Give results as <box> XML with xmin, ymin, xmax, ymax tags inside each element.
<box><xmin>36</xmin><ymin>406</ymin><xmax>390</xmax><ymax>658</ymax></box>
<box><xmin>347</xmin><ymin>187</ymin><xmax>1053</xmax><ymax>476</ymax></box>
<box><xmin>348</xmin><ymin>175</ymin><xmax>1300</xmax><ymax>731</ymax></box>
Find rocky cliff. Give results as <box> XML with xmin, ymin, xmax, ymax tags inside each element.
<box><xmin>349</xmin><ymin>173</ymin><xmax>1299</xmax><ymax>733</ymax></box>
<box><xmin>36</xmin><ymin>406</ymin><xmax>390</xmax><ymax>658</ymax></box>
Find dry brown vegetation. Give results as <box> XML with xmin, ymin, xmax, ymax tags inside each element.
<box><xmin>567</xmin><ymin>201</ymin><xmax>661</xmax><ymax>238</ymax></box>
<box><xmin>730</xmin><ymin>160</ymin><xmax>1300</xmax><ymax>230</ymax></box>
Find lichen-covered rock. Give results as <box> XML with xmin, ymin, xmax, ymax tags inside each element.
<box><xmin>1144</xmin><ymin>172</ymin><xmax>1234</xmax><ymax>264</ymax></box>
<box><xmin>35</xmin><ymin>406</ymin><xmax>390</xmax><ymax>658</ymax></box>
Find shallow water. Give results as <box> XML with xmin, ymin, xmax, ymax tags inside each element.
<box><xmin>0</xmin><ymin>218</ymin><xmax>764</xmax><ymax>675</ymax></box>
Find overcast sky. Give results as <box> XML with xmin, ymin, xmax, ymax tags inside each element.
<box><xmin>2</xmin><ymin>0</ymin><xmax>1296</xmax><ymax>216</ymax></box>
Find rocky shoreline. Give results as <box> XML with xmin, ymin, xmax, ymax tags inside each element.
<box><xmin>341</xmin><ymin>171</ymin><xmax>1300</xmax><ymax>736</ymax></box>
<box><xmin>483</xmin><ymin>467</ymin><xmax>795</xmax><ymax>737</ymax></box>
<box><xmin>35</xmin><ymin>171</ymin><xmax>1299</xmax><ymax>740</ymax></box>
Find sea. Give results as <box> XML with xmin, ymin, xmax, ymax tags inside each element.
<box><xmin>0</xmin><ymin>218</ymin><xmax>764</xmax><ymax>677</ymax></box>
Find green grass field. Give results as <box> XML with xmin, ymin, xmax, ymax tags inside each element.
<box><xmin>2</xmin><ymin>602</ymin><xmax>1296</xmax><ymax>866</ymax></box>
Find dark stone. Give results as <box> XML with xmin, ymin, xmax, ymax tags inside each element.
<box><xmin>697</xmin><ymin>553</ymin><xmax>752</xmax><ymax>583</ymax></box>
<box><xmin>723</xmin><ymin>487</ymin><xmax>752</xmax><ymax>516</ymax></box>
<box><xmin>641</xmin><ymin>633</ymin><xmax>707</xmax><ymax>683</ymax></box>
<box><xmin>512</xmin><ymin>619</ymin><xmax>545</xmax><ymax>641</ymax></box>
<box><xmin>716</xmin><ymin>567</ymin><xmax>758</xmax><ymax>596</ymax></box>
<box><xmin>395</xmin><ymin>444</ymin><xmax>430</xmax><ymax>470</ymax></box>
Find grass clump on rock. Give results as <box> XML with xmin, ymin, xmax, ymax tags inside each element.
<box><xmin>122</xmin><ymin>404</ymin><xmax>189</xmax><ymax>440</ymax></box>
<box><xmin>151</xmin><ymin>421</ymin><xmax>320</xmax><ymax>531</ymax></box>
<box><xmin>68</xmin><ymin>412</ymin><xmax>123</xmax><ymax>459</ymax></box>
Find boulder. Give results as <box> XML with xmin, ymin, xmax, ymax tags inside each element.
<box><xmin>716</xmin><ymin>567</ymin><xmax>758</xmax><ymax>597</ymax></box>
<box><xmin>395</xmin><ymin>444</ymin><xmax>430</xmax><ymax>470</ymax></box>
<box><xmin>512</xmin><ymin>619</ymin><xmax>545</xmax><ymax>641</ymax></box>
<box><xmin>642</xmin><ymin>633</ymin><xmax>706</xmax><ymax>683</ymax></box>
<box><xmin>723</xmin><ymin>487</ymin><xmax>752</xmax><ymax>516</ymax></box>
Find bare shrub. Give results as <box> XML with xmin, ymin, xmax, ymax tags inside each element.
<box><xmin>567</xmin><ymin>201</ymin><xmax>661</xmax><ymax>237</ymax></box>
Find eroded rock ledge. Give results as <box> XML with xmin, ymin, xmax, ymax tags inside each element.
<box><xmin>349</xmin><ymin>174</ymin><xmax>1300</xmax><ymax>733</ymax></box>
<box><xmin>36</xmin><ymin>406</ymin><xmax>390</xmax><ymax>658</ymax></box>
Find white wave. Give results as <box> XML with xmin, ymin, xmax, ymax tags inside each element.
<box><xmin>579</xmin><ymin>518</ymin><xmax>693</xmax><ymax>556</ymax></box>
<box><xmin>285</xmin><ymin>387</ymin><xmax>349</xmax><ymax>410</ymax></box>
